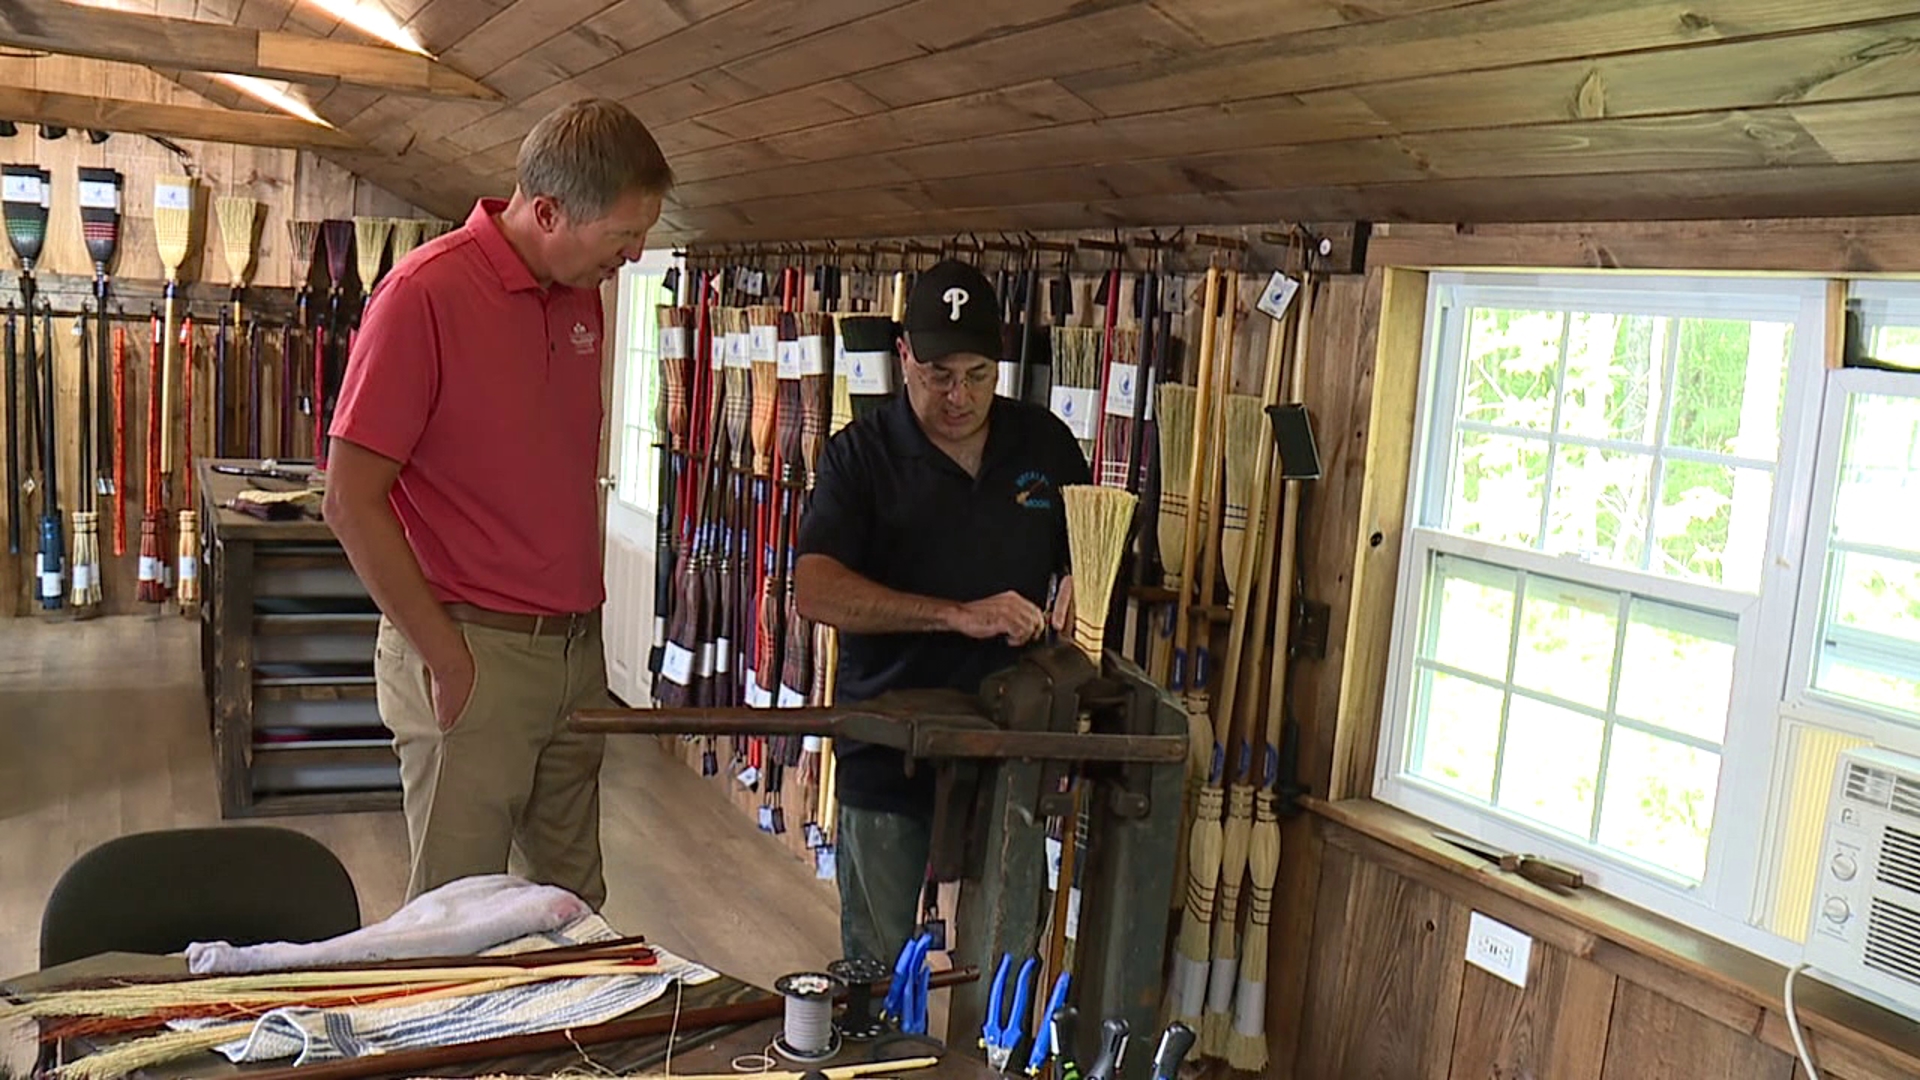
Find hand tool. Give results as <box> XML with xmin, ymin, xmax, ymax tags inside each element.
<box><xmin>1024</xmin><ymin>973</ymin><xmax>1071</xmax><ymax>1075</ymax></box>
<box><xmin>1433</xmin><ymin>829</ymin><xmax>1585</xmax><ymax>892</ymax></box>
<box><xmin>883</xmin><ymin>932</ymin><xmax>935</xmax><ymax>1036</ymax></box>
<box><xmin>981</xmin><ymin>953</ymin><xmax>1037</xmax><ymax>1072</ymax></box>
<box><xmin>1048</xmin><ymin>1006</ymin><xmax>1080</xmax><ymax>1080</ymax></box>
<box><xmin>1085</xmin><ymin>1017</ymin><xmax>1129</xmax><ymax>1080</ymax></box>
<box><xmin>1147</xmin><ymin>1023</ymin><xmax>1196</xmax><ymax>1080</ymax></box>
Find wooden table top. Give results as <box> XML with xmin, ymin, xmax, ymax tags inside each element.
<box><xmin>4</xmin><ymin>952</ymin><xmax>990</xmax><ymax>1080</ymax></box>
<box><xmin>195</xmin><ymin>458</ymin><xmax>335</xmax><ymax>543</ymax></box>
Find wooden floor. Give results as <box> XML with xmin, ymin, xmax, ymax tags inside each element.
<box><xmin>0</xmin><ymin>615</ymin><xmax>840</xmax><ymax>986</ymax></box>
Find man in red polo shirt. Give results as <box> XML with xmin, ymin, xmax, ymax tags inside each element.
<box><xmin>324</xmin><ymin>99</ymin><xmax>672</xmax><ymax>908</ymax></box>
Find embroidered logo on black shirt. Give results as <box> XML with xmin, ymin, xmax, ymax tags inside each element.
<box><xmin>1014</xmin><ymin>469</ymin><xmax>1054</xmax><ymax>510</ymax></box>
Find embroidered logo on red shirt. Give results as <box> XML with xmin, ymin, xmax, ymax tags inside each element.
<box><xmin>570</xmin><ymin>321</ymin><xmax>598</xmax><ymax>356</ymax></box>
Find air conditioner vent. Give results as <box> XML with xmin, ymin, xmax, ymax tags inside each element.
<box><xmin>1848</xmin><ymin>763</ymin><xmax>1893</xmax><ymax>808</ymax></box>
<box><xmin>1894</xmin><ymin>777</ymin><xmax>1920</xmax><ymax>823</ymax></box>
<box><xmin>1865</xmin><ymin>897</ymin><xmax>1920</xmax><ymax>988</ymax></box>
<box><xmin>1880</xmin><ymin>827</ymin><xmax>1920</xmax><ymax>895</ymax></box>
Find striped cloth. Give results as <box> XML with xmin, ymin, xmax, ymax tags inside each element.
<box><xmin>173</xmin><ymin>913</ymin><xmax>718</xmax><ymax>1067</ymax></box>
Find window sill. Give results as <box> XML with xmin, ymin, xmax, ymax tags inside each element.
<box><xmin>1306</xmin><ymin>796</ymin><xmax>1920</xmax><ymax>1078</ymax></box>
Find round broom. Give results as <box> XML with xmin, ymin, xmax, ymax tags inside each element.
<box><xmin>1169</xmin><ymin>266</ymin><xmax>1224</xmax><ymax>1032</ymax></box>
<box><xmin>1229</xmin><ymin>269</ymin><xmax>1317</xmax><ymax>1073</ymax></box>
<box><xmin>77</xmin><ymin>167</ymin><xmax>123</xmax><ymax>555</ymax></box>
<box><xmin>1062</xmin><ymin>485</ymin><xmax>1138</xmax><ymax>664</ymax></box>
<box><xmin>1151</xmin><ymin>383</ymin><xmax>1195</xmax><ymax>684</ymax></box>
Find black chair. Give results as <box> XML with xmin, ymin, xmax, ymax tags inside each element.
<box><xmin>40</xmin><ymin>826</ymin><xmax>362</xmax><ymax>968</ymax></box>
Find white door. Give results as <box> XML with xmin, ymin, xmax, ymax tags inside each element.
<box><xmin>603</xmin><ymin>254</ymin><xmax>680</xmax><ymax>706</ymax></box>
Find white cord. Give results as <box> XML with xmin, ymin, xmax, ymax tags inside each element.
<box><xmin>1785</xmin><ymin>963</ymin><xmax>1821</xmax><ymax>1080</ymax></box>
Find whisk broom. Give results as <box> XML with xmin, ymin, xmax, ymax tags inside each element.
<box><xmin>216</xmin><ymin>195</ymin><xmax>258</xmax><ymax>456</ymax></box>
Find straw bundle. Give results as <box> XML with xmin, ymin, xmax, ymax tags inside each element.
<box><xmin>1051</xmin><ymin>325</ymin><xmax>1101</xmax><ymax>463</ymax></box>
<box><xmin>418</xmin><ymin>218</ymin><xmax>455</xmax><ymax>242</ymax></box>
<box><xmin>1153</xmin><ymin>383</ymin><xmax>1196</xmax><ymax>676</ymax></box>
<box><xmin>287</xmin><ymin>220</ymin><xmax>322</xmax><ymax>288</ymax></box>
<box><xmin>1062</xmin><ymin>485</ymin><xmax>1137</xmax><ymax>663</ymax></box>
<box><xmin>1218</xmin><ymin>394</ymin><xmax>1264</xmax><ymax>606</ymax></box>
<box><xmin>659</xmin><ymin>305</ymin><xmax>691</xmax><ymax>453</ymax></box>
<box><xmin>389</xmin><ymin>217</ymin><xmax>427</xmax><ymax>265</ymax></box>
<box><xmin>215</xmin><ymin>196</ymin><xmax>257</xmax><ymax>288</ymax></box>
<box><xmin>1095</xmin><ymin>325</ymin><xmax>1145</xmax><ymax>490</ymax></box>
<box><xmin>797</xmin><ymin>312</ymin><xmax>831</xmax><ymax>482</ymax></box>
<box><xmin>354</xmin><ymin>215</ymin><xmax>394</xmax><ymax>295</ymax></box>
<box><xmin>1231</xmin><ymin>792</ymin><xmax>1280</xmax><ymax>1072</ymax></box>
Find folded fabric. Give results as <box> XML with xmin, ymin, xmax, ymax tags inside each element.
<box><xmin>174</xmin><ymin>912</ymin><xmax>720</xmax><ymax>1066</ymax></box>
<box><xmin>186</xmin><ymin>874</ymin><xmax>593</xmax><ymax>975</ymax></box>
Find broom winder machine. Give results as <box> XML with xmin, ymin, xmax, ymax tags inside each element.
<box><xmin>572</xmin><ymin>642</ymin><xmax>1189</xmax><ymax>1070</ymax></box>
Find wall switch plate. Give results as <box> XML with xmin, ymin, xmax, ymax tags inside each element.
<box><xmin>1466</xmin><ymin>911</ymin><xmax>1532</xmax><ymax>988</ymax></box>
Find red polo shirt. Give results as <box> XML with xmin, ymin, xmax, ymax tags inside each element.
<box><xmin>329</xmin><ymin>198</ymin><xmax>605</xmax><ymax>615</ymax></box>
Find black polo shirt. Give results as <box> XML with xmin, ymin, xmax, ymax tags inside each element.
<box><xmin>797</xmin><ymin>390</ymin><xmax>1092</xmax><ymax>817</ymax></box>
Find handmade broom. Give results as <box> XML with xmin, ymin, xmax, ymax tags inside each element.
<box><xmin>178</xmin><ymin>315</ymin><xmax>200</xmax><ymax>613</ymax></box>
<box><xmin>77</xmin><ymin>167</ymin><xmax>122</xmax><ymax>550</ymax></box>
<box><xmin>389</xmin><ymin>217</ymin><xmax>426</xmax><ymax>266</ymax></box>
<box><xmin>285</xmin><ymin>220</ymin><xmax>321</xmax><ymax>458</ymax></box>
<box><xmin>1229</xmin><ymin>266</ymin><xmax>1318</xmax><ymax>1073</ymax></box>
<box><xmin>4</xmin><ymin>306</ymin><xmax>17</xmax><ymax>557</ymax></box>
<box><xmin>1051</xmin><ymin>325</ymin><xmax>1101</xmax><ymax>465</ymax></box>
<box><xmin>354</xmin><ymin>215</ymin><xmax>393</xmax><ymax>299</ymax></box>
<box><xmin>4</xmin><ymin>163</ymin><xmax>57</xmax><ymax>607</ymax></box>
<box><xmin>152</xmin><ymin>175</ymin><xmax>193</xmax><ymax>479</ymax></box>
<box><xmin>215</xmin><ymin>195</ymin><xmax>258</xmax><ymax>456</ymax></box>
<box><xmin>70</xmin><ymin>311</ymin><xmax>100</xmax><ymax>613</ymax></box>
<box><xmin>840</xmin><ymin>314</ymin><xmax>894</xmax><ymax>422</ymax></box>
<box><xmin>112</xmin><ymin>323</ymin><xmax>126</xmax><ymax>557</ymax></box>
<box><xmin>317</xmin><ymin>219</ymin><xmax>355</xmax><ymax>463</ymax></box>
<box><xmin>137</xmin><ymin>311</ymin><xmax>166</xmax><ymax>604</ymax></box>
<box><xmin>1062</xmin><ymin>485</ymin><xmax>1138</xmax><ymax>665</ymax></box>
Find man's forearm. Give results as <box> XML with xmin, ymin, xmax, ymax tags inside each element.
<box><xmin>794</xmin><ymin>554</ymin><xmax>958</xmax><ymax>635</ymax></box>
<box><xmin>326</xmin><ymin>490</ymin><xmax>466</xmax><ymax>671</ymax></box>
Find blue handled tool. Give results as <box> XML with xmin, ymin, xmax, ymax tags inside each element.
<box><xmin>981</xmin><ymin>953</ymin><xmax>1038</xmax><ymax>1072</ymax></box>
<box><xmin>1025</xmin><ymin>972</ymin><xmax>1072</xmax><ymax>1075</ymax></box>
<box><xmin>883</xmin><ymin>932</ymin><xmax>935</xmax><ymax>1034</ymax></box>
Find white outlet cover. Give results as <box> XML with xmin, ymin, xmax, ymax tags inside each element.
<box><xmin>1466</xmin><ymin>911</ymin><xmax>1533</xmax><ymax>988</ymax></box>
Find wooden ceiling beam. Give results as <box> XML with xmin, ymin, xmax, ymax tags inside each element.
<box><xmin>0</xmin><ymin>0</ymin><xmax>499</xmax><ymax>101</ymax></box>
<box><xmin>0</xmin><ymin>82</ymin><xmax>362</xmax><ymax>149</ymax></box>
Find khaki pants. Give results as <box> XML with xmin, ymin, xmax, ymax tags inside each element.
<box><xmin>373</xmin><ymin>613</ymin><xmax>611</xmax><ymax>909</ymax></box>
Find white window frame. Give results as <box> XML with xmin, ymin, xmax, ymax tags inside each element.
<box><xmin>610</xmin><ymin>253</ymin><xmax>682</xmax><ymax>520</ymax></box>
<box><xmin>1376</xmin><ymin>270</ymin><xmax>1832</xmax><ymax>964</ymax></box>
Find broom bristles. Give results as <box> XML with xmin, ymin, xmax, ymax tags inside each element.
<box><xmin>1155</xmin><ymin>383</ymin><xmax>1195</xmax><ymax>590</ymax></box>
<box><xmin>389</xmin><ymin>217</ymin><xmax>427</xmax><ymax>263</ymax></box>
<box><xmin>152</xmin><ymin>175</ymin><xmax>194</xmax><ymax>276</ymax></box>
<box><xmin>287</xmin><ymin>219</ymin><xmax>321</xmax><ymax>283</ymax></box>
<box><xmin>1220</xmin><ymin>394</ymin><xmax>1264</xmax><ymax>603</ymax></box>
<box><xmin>1202</xmin><ymin>783</ymin><xmax>1254</xmax><ymax>1056</ymax></box>
<box><xmin>176</xmin><ymin>509</ymin><xmax>200</xmax><ymax>607</ymax></box>
<box><xmin>1229</xmin><ymin>791</ymin><xmax>1281</xmax><ymax>1072</ymax></box>
<box><xmin>1172</xmin><ymin>785</ymin><xmax>1223</xmax><ymax>1031</ymax></box>
<box><xmin>214</xmin><ymin>196</ymin><xmax>257</xmax><ymax>287</ymax></box>
<box><xmin>353</xmin><ymin>215</ymin><xmax>394</xmax><ymax>293</ymax></box>
<box><xmin>1062</xmin><ymin>485</ymin><xmax>1136</xmax><ymax>663</ymax></box>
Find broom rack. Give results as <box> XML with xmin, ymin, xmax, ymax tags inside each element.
<box><xmin>0</xmin><ymin>270</ymin><xmax>308</xmax><ymax>322</ymax></box>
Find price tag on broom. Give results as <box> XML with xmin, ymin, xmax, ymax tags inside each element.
<box><xmin>777</xmin><ymin>340</ymin><xmax>802</xmax><ymax>379</ymax></box>
<box><xmin>1258</xmin><ymin>271</ymin><xmax>1300</xmax><ymax>321</ymax></box>
<box><xmin>154</xmin><ymin>180</ymin><xmax>192</xmax><ymax>212</ymax></box>
<box><xmin>3</xmin><ymin>173</ymin><xmax>42</xmax><ymax>205</ymax></box>
<box><xmin>78</xmin><ymin>180</ymin><xmax>120</xmax><ymax>211</ymax></box>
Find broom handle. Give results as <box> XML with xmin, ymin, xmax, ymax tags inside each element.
<box><xmin>112</xmin><ymin>324</ymin><xmax>125</xmax><ymax>556</ymax></box>
<box><xmin>96</xmin><ymin>282</ymin><xmax>113</xmax><ymax>497</ymax></box>
<box><xmin>181</xmin><ymin>317</ymin><xmax>194</xmax><ymax>503</ymax></box>
<box><xmin>36</xmin><ymin>297</ymin><xmax>55</xmax><ymax>517</ymax></box>
<box><xmin>160</xmin><ymin>283</ymin><xmax>176</xmax><ymax>478</ymax></box>
<box><xmin>1261</xmin><ymin>271</ymin><xmax>1316</xmax><ymax>780</ymax></box>
<box><xmin>77</xmin><ymin>309</ymin><xmax>92</xmax><ymax>514</ymax></box>
<box><xmin>214</xmin><ymin>306</ymin><xmax>229</xmax><ymax>460</ymax></box>
<box><xmin>1193</xmin><ymin>271</ymin><xmax>1239</xmax><ymax>734</ymax></box>
<box><xmin>1171</xmin><ymin>268</ymin><xmax>1221</xmax><ymax>668</ymax></box>
<box><xmin>3</xmin><ymin>309</ymin><xmax>16</xmax><ymax>556</ymax></box>
<box><xmin>248</xmin><ymin>319</ymin><xmax>262</xmax><ymax>459</ymax></box>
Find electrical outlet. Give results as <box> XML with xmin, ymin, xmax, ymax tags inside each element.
<box><xmin>1465</xmin><ymin>911</ymin><xmax>1532</xmax><ymax>988</ymax></box>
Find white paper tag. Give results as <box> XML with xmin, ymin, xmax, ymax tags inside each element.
<box><xmin>845</xmin><ymin>350</ymin><xmax>893</xmax><ymax>395</ymax></box>
<box><xmin>802</xmin><ymin>735</ymin><xmax>823</xmax><ymax>753</ymax></box>
<box><xmin>1257</xmin><ymin>271</ymin><xmax>1300</xmax><ymax>322</ymax></box>
<box><xmin>659</xmin><ymin>326</ymin><xmax>687</xmax><ymax>360</ymax></box>
<box><xmin>713</xmin><ymin>635</ymin><xmax>731</xmax><ymax>675</ymax></box>
<box><xmin>39</xmin><ymin>570</ymin><xmax>60</xmax><ymax>598</ymax></box>
<box><xmin>777</xmin><ymin>341</ymin><xmax>802</xmax><ymax>379</ymax></box>
<box><xmin>737</xmin><ymin>765</ymin><xmax>760</xmax><ymax>789</ymax></box>
<box><xmin>997</xmin><ymin>361</ymin><xmax>1018</xmax><ymax>398</ymax></box>
<box><xmin>778</xmin><ymin>684</ymin><xmax>806</xmax><ymax>708</ymax></box>
<box><xmin>800</xmin><ymin>336</ymin><xmax>826</xmax><ymax>375</ymax></box>
<box><xmin>710</xmin><ymin>335</ymin><xmax>724</xmax><ymax>371</ymax></box>
<box><xmin>749</xmin><ymin>325</ymin><xmax>777</xmax><ymax>365</ymax></box>
<box><xmin>1050</xmin><ymin>386</ymin><xmax>1098</xmax><ymax>440</ymax></box>
<box><xmin>1104</xmin><ymin>362</ymin><xmax>1155</xmax><ymax>419</ymax></box>
<box><xmin>1066</xmin><ymin>886</ymin><xmax>1081</xmax><ymax>941</ymax></box>
<box><xmin>745</xmin><ymin>681</ymin><xmax>772</xmax><ymax>708</ymax></box>
<box><xmin>815</xmin><ymin>846</ymin><xmax>837</xmax><ymax>880</ymax></box>
<box><xmin>758</xmin><ymin>805</ymin><xmax>775</xmax><ymax>830</ymax></box>
<box><xmin>179</xmin><ymin>555</ymin><xmax>199</xmax><ymax>582</ymax></box>
<box><xmin>153</xmin><ymin>180</ymin><xmax>191</xmax><ymax>211</ymax></box>
<box><xmin>73</xmin><ymin>564</ymin><xmax>93</xmax><ymax>591</ymax></box>
<box><xmin>78</xmin><ymin>180</ymin><xmax>119</xmax><ymax>211</ymax></box>
<box><xmin>1046</xmin><ymin>836</ymin><xmax>1063</xmax><ymax>891</ymax></box>
<box><xmin>661</xmin><ymin>642</ymin><xmax>693</xmax><ymax>686</ymax></box>
<box><xmin>3</xmin><ymin>174</ymin><xmax>42</xmax><ymax>204</ymax></box>
<box><xmin>725</xmin><ymin>332</ymin><xmax>750</xmax><ymax>370</ymax></box>
<box><xmin>138</xmin><ymin>555</ymin><xmax>159</xmax><ymax>582</ymax></box>
<box><xmin>1232</xmin><ymin>978</ymin><xmax>1267</xmax><ymax>1037</ymax></box>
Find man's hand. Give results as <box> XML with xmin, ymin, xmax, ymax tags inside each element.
<box><xmin>429</xmin><ymin>641</ymin><xmax>477</xmax><ymax>732</ymax></box>
<box><xmin>946</xmin><ymin>590</ymin><xmax>1047</xmax><ymax>646</ymax></box>
<box><xmin>1049</xmin><ymin>575</ymin><xmax>1074</xmax><ymax>634</ymax></box>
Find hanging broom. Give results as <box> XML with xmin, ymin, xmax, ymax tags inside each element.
<box><xmin>216</xmin><ymin>195</ymin><xmax>258</xmax><ymax>457</ymax></box>
<box><xmin>317</xmin><ymin>219</ymin><xmax>355</xmax><ymax>463</ymax></box>
<box><xmin>285</xmin><ymin>220</ymin><xmax>321</xmax><ymax>459</ymax></box>
<box><xmin>1169</xmin><ymin>266</ymin><xmax>1226</xmax><ymax>1032</ymax></box>
<box><xmin>4</xmin><ymin>164</ymin><xmax>58</xmax><ymax>608</ymax></box>
<box><xmin>111</xmin><ymin>323</ymin><xmax>126</xmax><ymax>558</ymax></box>
<box><xmin>1153</xmin><ymin>384</ymin><xmax>1196</xmax><ymax>683</ymax></box>
<box><xmin>1230</xmin><ymin>267</ymin><xmax>1318</xmax><ymax>1074</ymax></box>
<box><xmin>152</xmin><ymin>175</ymin><xmax>193</xmax><ymax>480</ymax></box>
<box><xmin>840</xmin><ymin>314</ymin><xmax>895</xmax><ymax>422</ymax></box>
<box><xmin>389</xmin><ymin>217</ymin><xmax>426</xmax><ymax>265</ymax></box>
<box><xmin>1062</xmin><ymin>485</ymin><xmax>1138</xmax><ymax>664</ymax></box>
<box><xmin>1051</xmin><ymin>326</ymin><xmax>1101</xmax><ymax>465</ymax></box>
<box><xmin>137</xmin><ymin>310</ymin><xmax>165</xmax><ymax>603</ymax></box>
<box><xmin>177</xmin><ymin>316</ymin><xmax>200</xmax><ymax>613</ymax></box>
<box><xmin>70</xmin><ymin>311</ymin><xmax>100</xmax><ymax>613</ymax></box>
<box><xmin>1201</xmin><ymin>300</ymin><xmax>1292</xmax><ymax>1059</ymax></box>
<box><xmin>354</xmin><ymin>215</ymin><xmax>394</xmax><ymax>299</ymax></box>
<box><xmin>77</xmin><ymin>167</ymin><xmax>122</xmax><ymax>552</ymax></box>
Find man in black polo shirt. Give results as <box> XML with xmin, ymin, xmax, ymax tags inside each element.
<box><xmin>795</xmin><ymin>260</ymin><xmax>1092</xmax><ymax>963</ymax></box>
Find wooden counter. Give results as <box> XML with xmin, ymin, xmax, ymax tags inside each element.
<box><xmin>196</xmin><ymin>458</ymin><xmax>400</xmax><ymax>818</ymax></box>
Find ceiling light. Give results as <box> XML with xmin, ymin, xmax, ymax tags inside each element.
<box><xmin>306</xmin><ymin>0</ymin><xmax>429</xmax><ymax>56</ymax></box>
<box><xmin>210</xmin><ymin>74</ymin><xmax>333</xmax><ymax>128</ymax></box>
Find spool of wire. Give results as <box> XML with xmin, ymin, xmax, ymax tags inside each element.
<box><xmin>827</xmin><ymin>957</ymin><xmax>890</xmax><ymax>1040</ymax></box>
<box><xmin>774</xmin><ymin>971</ymin><xmax>843</xmax><ymax>1063</ymax></box>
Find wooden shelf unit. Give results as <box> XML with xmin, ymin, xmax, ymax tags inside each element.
<box><xmin>197</xmin><ymin>459</ymin><xmax>400</xmax><ymax>818</ymax></box>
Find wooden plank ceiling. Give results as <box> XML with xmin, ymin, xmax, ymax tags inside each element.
<box><xmin>8</xmin><ymin>0</ymin><xmax>1920</xmax><ymax>244</ymax></box>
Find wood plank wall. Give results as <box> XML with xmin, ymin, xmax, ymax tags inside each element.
<box><xmin>0</xmin><ymin>55</ymin><xmax>427</xmax><ymax>618</ymax></box>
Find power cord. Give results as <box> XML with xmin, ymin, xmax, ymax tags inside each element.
<box><xmin>1785</xmin><ymin>963</ymin><xmax>1821</xmax><ymax>1080</ymax></box>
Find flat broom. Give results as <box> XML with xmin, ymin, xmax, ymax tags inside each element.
<box><xmin>389</xmin><ymin>218</ymin><xmax>426</xmax><ymax>266</ymax></box>
<box><xmin>285</xmin><ymin>220</ymin><xmax>321</xmax><ymax>458</ymax></box>
<box><xmin>215</xmin><ymin>195</ymin><xmax>259</xmax><ymax>457</ymax></box>
<box><xmin>4</xmin><ymin>164</ymin><xmax>57</xmax><ymax>608</ymax></box>
<box><xmin>77</xmin><ymin>167</ymin><xmax>122</xmax><ymax>554</ymax></box>
<box><xmin>137</xmin><ymin>310</ymin><xmax>166</xmax><ymax>603</ymax></box>
<box><xmin>177</xmin><ymin>315</ymin><xmax>200</xmax><ymax>613</ymax></box>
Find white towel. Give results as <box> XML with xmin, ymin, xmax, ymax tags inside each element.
<box><xmin>185</xmin><ymin>874</ymin><xmax>593</xmax><ymax>975</ymax></box>
<box><xmin>173</xmin><ymin>912</ymin><xmax>720</xmax><ymax>1065</ymax></box>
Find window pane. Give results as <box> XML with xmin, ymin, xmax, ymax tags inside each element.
<box><xmin>1512</xmin><ymin>576</ymin><xmax>1617</xmax><ymax>710</ymax></box>
<box><xmin>1424</xmin><ymin>553</ymin><xmax>1516</xmax><ymax>680</ymax></box>
<box><xmin>1410</xmin><ymin>668</ymin><xmax>1503</xmax><ymax>801</ymax></box>
<box><xmin>1832</xmin><ymin>393</ymin><xmax>1920</xmax><ymax>551</ymax></box>
<box><xmin>1597</xmin><ymin>727</ymin><xmax>1718</xmax><ymax>881</ymax></box>
<box><xmin>1449</xmin><ymin>431</ymin><xmax>1547</xmax><ymax>546</ymax></box>
<box><xmin>617</xmin><ymin>424</ymin><xmax>642</xmax><ymax>508</ymax></box>
<box><xmin>1813</xmin><ymin>550</ymin><xmax>1920</xmax><ymax>716</ymax></box>
<box><xmin>1461</xmin><ymin>308</ymin><xmax>1564</xmax><ymax>431</ymax></box>
<box><xmin>1544</xmin><ymin>445</ymin><xmax>1652</xmax><ymax>567</ymax></box>
<box><xmin>1557</xmin><ymin>312</ymin><xmax>1664</xmax><ymax>446</ymax></box>
<box><xmin>1615</xmin><ymin>599</ymin><xmax>1736</xmax><ymax>744</ymax></box>
<box><xmin>1865</xmin><ymin>325</ymin><xmax>1920</xmax><ymax>371</ymax></box>
<box><xmin>1667</xmin><ymin>318</ymin><xmax>1791</xmax><ymax>462</ymax></box>
<box><xmin>1497</xmin><ymin>695</ymin><xmax>1602</xmax><ymax>837</ymax></box>
<box><xmin>1650</xmin><ymin>459</ymin><xmax>1773</xmax><ymax>591</ymax></box>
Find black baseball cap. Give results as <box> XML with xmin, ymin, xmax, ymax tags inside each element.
<box><xmin>902</xmin><ymin>259</ymin><xmax>1002</xmax><ymax>365</ymax></box>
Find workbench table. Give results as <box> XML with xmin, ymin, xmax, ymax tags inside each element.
<box><xmin>4</xmin><ymin>952</ymin><xmax>989</xmax><ymax>1080</ymax></box>
<box><xmin>196</xmin><ymin>458</ymin><xmax>400</xmax><ymax>818</ymax></box>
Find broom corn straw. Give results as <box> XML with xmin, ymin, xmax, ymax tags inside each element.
<box><xmin>1062</xmin><ymin>485</ymin><xmax>1138</xmax><ymax>664</ymax></box>
<box><xmin>1200</xmin><ymin>293</ymin><xmax>1293</xmax><ymax>1058</ymax></box>
<box><xmin>152</xmin><ymin>175</ymin><xmax>192</xmax><ymax>477</ymax></box>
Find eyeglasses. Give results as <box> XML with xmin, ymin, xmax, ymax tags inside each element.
<box><xmin>917</xmin><ymin>363</ymin><xmax>998</xmax><ymax>392</ymax></box>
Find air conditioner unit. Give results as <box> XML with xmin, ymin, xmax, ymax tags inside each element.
<box><xmin>1803</xmin><ymin>746</ymin><xmax>1920</xmax><ymax>1017</ymax></box>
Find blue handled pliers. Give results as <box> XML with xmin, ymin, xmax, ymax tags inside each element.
<box><xmin>883</xmin><ymin>932</ymin><xmax>935</xmax><ymax>1035</ymax></box>
<box><xmin>1024</xmin><ymin>972</ymin><xmax>1072</xmax><ymax>1075</ymax></box>
<box><xmin>980</xmin><ymin>953</ymin><xmax>1038</xmax><ymax>1073</ymax></box>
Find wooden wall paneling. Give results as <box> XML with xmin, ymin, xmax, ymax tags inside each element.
<box><xmin>1449</xmin><ymin>947</ymin><xmax>1616</xmax><ymax>1080</ymax></box>
<box><xmin>442</xmin><ymin>0</ymin><xmax>625</xmax><ymax>81</ymax></box>
<box><xmin>1367</xmin><ymin>216</ymin><xmax>1920</xmax><ymax>274</ymax></box>
<box><xmin>1058</xmin><ymin>0</ymin><xmax>1920</xmax><ymax>117</ymax></box>
<box><xmin>1327</xmin><ymin>267</ymin><xmax>1426</xmax><ymax>801</ymax></box>
<box><xmin>1602</xmin><ymin>982</ymin><xmax>1796</xmax><ymax>1080</ymax></box>
<box><xmin>1148</xmin><ymin>0</ymin><xmax>1493</xmax><ymax>45</ymax></box>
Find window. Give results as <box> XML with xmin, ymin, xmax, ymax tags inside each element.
<box><xmin>1381</xmin><ymin>273</ymin><xmax>1835</xmax><ymax>960</ymax></box>
<box><xmin>614</xmin><ymin>264</ymin><xmax>675</xmax><ymax>515</ymax></box>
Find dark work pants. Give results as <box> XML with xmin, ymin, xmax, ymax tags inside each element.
<box><xmin>835</xmin><ymin>803</ymin><xmax>931</xmax><ymax>964</ymax></box>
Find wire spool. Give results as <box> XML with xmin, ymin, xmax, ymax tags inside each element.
<box><xmin>774</xmin><ymin>971</ymin><xmax>843</xmax><ymax>1063</ymax></box>
<box><xmin>827</xmin><ymin>957</ymin><xmax>891</xmax><ymax>1040</ymax></box>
